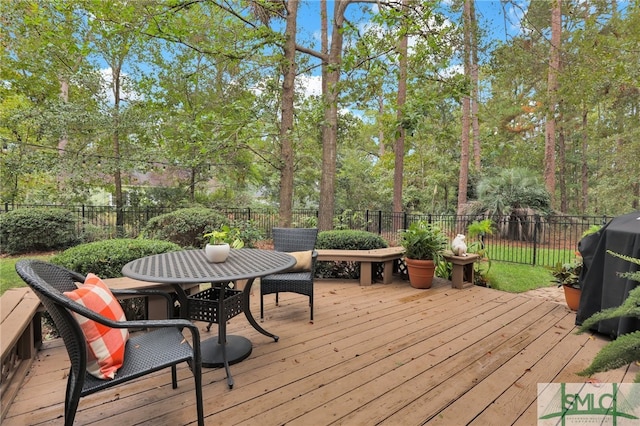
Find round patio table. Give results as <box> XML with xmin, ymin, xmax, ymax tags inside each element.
<box><xmin>122</xmin><ymin>248</ymin><xmax>295</xmax><ymax>388</ymax></box>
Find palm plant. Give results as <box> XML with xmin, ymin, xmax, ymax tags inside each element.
<box><xmin>464</xmin><ymin>168</ymin><xmax>551</xmax><ymax>241</ymax></box>
<box><xmin>577</xmin><ymin>251</ymin><xmax>640</xmax><ymax>382</ymax></box>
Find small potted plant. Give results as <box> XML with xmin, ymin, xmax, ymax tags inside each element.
<box><xmin>550</xmin><ymin>257</ymin><xmax>582</xmax><ymax>310</ymax></box>
<box><xmin>203</xmin><ymin>225</ymin><xmax>244</xmax><ymax>263</ymax></box>
<box><xmin>400</xmin><ymin>221</ymin><xmax>448</xmax><ymax>289</ymax></box>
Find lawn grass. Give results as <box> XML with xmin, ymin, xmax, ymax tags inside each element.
<box><xmin>0</xmin><ymin>253</ymin><xmax>55</xmax><ymax>295</ymax></box>
<box><xmin>486</xmin><ymin>260</ymin><xmax>555</xmax><ymax>293</ymax></box>
<box><xmin>485</xmin><ymin>245</ymin><xmax>576</xmax><ymax>268</ymax></box>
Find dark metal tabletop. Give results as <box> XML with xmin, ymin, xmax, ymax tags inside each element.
<box><xmin>122</xmin><ymin>248</ymin><xmax>296</xmax><ymax>284</ymax></box>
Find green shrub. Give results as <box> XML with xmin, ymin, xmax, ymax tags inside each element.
<box><xmin>316</xmin><ymin>230</ymin><xmax>388</xmax><ymax>250</ymax></box>
<box><xmin>0</xmin><ymin>208</ymin><xmax>79</xmax><ymax>255</ymax></box>
<box><xmin>141</xmin><ymin>208</ymin><xmax>227</xmax><ymax>248</ymax></box>
<box><xmin>231</xmin><ymin>220</ymin><xmax>264</xmax><ymax>248</ymax></box>
<box><xmin>315</xmin><ymin>230</ymin><xmax>389</xmax><ymax>279</ymax></box>
<box><xmin>51</xmin><ymin>238</ymin><xmax>181</xmax><ymax>278</ymax></box>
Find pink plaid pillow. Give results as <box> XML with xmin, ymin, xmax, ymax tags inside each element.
<box><xmin>64</xmin><ymin>273</ymin><xmax>129</xmax><ymax>380</ymax></box>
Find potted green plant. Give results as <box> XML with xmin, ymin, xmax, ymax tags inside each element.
<box><xmin>550</xmin><ymin>258</ymin><xmax>582</xmax><ymax>310</ymax></box>
<box><xmin>400</xmin><ymin>221</ymin><xmax>448</xmax><ymax>289</ymax></box>
<box><xmin>203</xmin><ymin>225</ymin><xmax>244</xmax><ymax>263</ymax></box>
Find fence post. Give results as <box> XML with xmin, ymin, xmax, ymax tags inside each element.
<box><xmin>532</xmin><ymin>214</ymin><xmax>539</xmax><ymax>265</ymax></box>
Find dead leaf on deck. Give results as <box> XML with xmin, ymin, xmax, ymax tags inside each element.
<box><xmin>330</xmin><ymin>290</ymin><xmax>337</xmax><ymax>294</ymax></box>
<box><xmin>334</xmin><ymin>347</ymin><xmax>339</xmax><ymax>352</ymax></box>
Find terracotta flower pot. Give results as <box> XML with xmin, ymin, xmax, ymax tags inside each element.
<box><xmin>405</xmin><ymin>258</ymin><xmax>436</xmax><ymax>289</ymax></box>
<box><xmin>562</xmin><ymin>285</ymin><xmax>581</xmax><ymax>311</ymax></box>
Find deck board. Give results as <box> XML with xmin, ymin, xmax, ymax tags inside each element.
<box><xmin>2</xmin><ymin>277</ymin><xmax>634</xmax><ymax>426</ymax></box>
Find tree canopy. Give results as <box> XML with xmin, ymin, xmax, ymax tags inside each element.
<box><xmin>2</xmin><ymin>0</ymin><xmax>638</xmax><ymax>223</ymax></box>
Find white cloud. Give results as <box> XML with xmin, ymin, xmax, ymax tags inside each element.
<box><xmin>296</xmin><ymin>75</ymin><xmax>322</xmax><ymax>98</ymax></box>
<box><xmin>99</xmin><ymin>68</ymin><xmax>141</xmax><ymax>104</ymax></box>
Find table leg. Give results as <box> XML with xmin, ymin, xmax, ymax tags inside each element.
<box><xmin>243</xmin><ymin>278</ymin><xmax>279</xmax><ymax>342</ymax></box>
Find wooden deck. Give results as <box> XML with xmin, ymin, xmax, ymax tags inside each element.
<box><xmin>3</xmin><ymin>277</ymin><xmax>637</xmax><ymax>426</ymax></box>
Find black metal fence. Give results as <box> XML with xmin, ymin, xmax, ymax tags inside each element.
<box><xmin>2</xmin><ymin>204</ymin><xmax>610</xmax><ymax>268</ymax></box>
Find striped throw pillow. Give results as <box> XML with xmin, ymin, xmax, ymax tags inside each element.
<box><xmin>64</xmin><ymin>273</ymin><xmax>129</xmax><ymax>380</ymax></box>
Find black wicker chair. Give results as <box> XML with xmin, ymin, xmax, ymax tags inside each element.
<box><xmin>15</xmin><ymin>260</ymin><xmax>204</xmax><ymax>426</ymax></box>
<box><xmin>260</xmin><ymin>228</ymin><xmax>318</xmax><ymax>321</ymax></box>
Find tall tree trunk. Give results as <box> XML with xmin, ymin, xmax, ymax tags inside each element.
<box><xmin>317</xmin><ymin>0</ymin><xmax>349</xmax><ymax>231</ymax></box>
<box><xmin>278</xmin><ymin>0</ymin><xmax>299</xmax><ymax>227</ymax></box>
<box><xmin>393</xmin><ymin>0</ymin><xmax>408</xmax><ymax>218</ymax></box>
<box><xmin>112</xmin><ymin>64</ymin><xmax>124</xmax><ymax>236</ymax></box>
<box><xmin>470</xmin><ymin>0</ymin><xmax>481</xmax><ymax>171</ymax></box>
<box><xmin>457</xmin><ymin>0</ymin><xmax>472</xmax><ymax>215</ymax></box>
<box><xmin>557</xmin><ymin>105</ymin><xmax>567</xmax><ymax>213</ymax></box>
<box><xmin>581</xmin><ymin>107</ymin><xmax>589</xmax><ymax>213</ymax></box>
<box><xmin>378</xmin><ymin>93</ymin><xmax>385</xmax><ymax>156</ymax></box>
<box><xmin>544</xmin><ymin>0</ymin><xmax>561</xmax><ymax>205</ymax></box>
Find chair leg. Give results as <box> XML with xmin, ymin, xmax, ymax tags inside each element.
<box><xmin>64</xmin><ymin>369</ymin><xmax>82</xmax><ymax>426</ymax></box>
<box><xmin>193</xmin><ymin>362</ymin><xmax>204</xmax><ymax>426</ymax></box>
<box><xmin>275</xmin><ymin>292</ymin><xmax>279</xmax><ymax>306</ymax></box>
<box><xmin>171</xmin><ymin>365</ymin><xmax>178</xmax><ymax>389</ymax></box>
<box><xmin>260</xmin><ymin>291</ymin><xmax>264</xmax><ymax>319</ymax></box>
<box><xmin>310</xmin><ymin>294</ymin><xmax>313</xmax><ymax>321</ymax></box>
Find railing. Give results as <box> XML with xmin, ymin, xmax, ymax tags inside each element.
<box><xmin>2</xmin><ymin>204</ymin><xmax>609</xmax><ymax>267</ymax></box>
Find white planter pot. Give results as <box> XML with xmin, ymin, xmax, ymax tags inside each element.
<box><xmin>205</xmin><ymin>243</ymin><xmax>230</xmax><ymax>263</ymax></box>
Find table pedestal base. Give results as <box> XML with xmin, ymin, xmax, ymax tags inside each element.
<box><xmin>201</xmin><ymin>335</ymin><xmax>252</xmax><ymax>368</ymax></box>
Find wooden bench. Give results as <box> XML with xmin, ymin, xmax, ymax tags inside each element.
<box><xmin>102</xmin><ymin>277</ymin><xmax>201</xmax><ymax>320</ymax></box>
<box><xmin>442</xmin><ymin>253</ymin><xmax>480</xmax><ymax>289</ymax></box>
<box><xmin>316</xmin><ymin>247</ymin><xmax>405</xmax><ymax>286</ymax></box>
<box><xmin>1</xmin><ymin>287</ymin><xmax>42</xmax><ymax>420</ymax></box>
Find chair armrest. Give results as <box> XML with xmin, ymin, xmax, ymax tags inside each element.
<box><xmin>60</xmin><ymin>296</ymin><xmax>201</xmax><ymax>359</ymax></box>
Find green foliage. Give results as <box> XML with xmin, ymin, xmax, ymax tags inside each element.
<box><xmin>0</xmin><ymin>208</ymin><xmax>79</xmax><ymax>255</ymax></box>
<box><xmin>577</xmin><ymin>252</ymin><xmax>640</xmax><ymax>383</ymax></box>
<box><xmin>232</xmin><ymin>220</ymin><xmax>264</xmax><ymax>248</ymax></box>
<box><xmin>141</xmin><ymin>208</ymin><xmax>227</xmax><ymax>248</ymax></box>
<box><xmin>316</xmin><ymin>230</ymin><xmax>388</xmax><ymax>250</ymax></box>
<box><xmin>399</xmin><ymin>221</ymin><xmax>447</xmax><ymax>261</ymax></box>
<box><xmin>203</xmin><ymin>225</ymin><xmax>244</xmax><ymax>248</ymax></box>
<box><xmin>476</xmin><ymin>168</ymin><xmax>551</xmax><ymax>216</ymax></box>
<box><xmin>435</xmin><ymin>259</ymin><xmax>453</xmax><ymax>280</ymax></box>
<box><xmin>315</xmin><ymin>230</ymin><xmax>388</xmax><ymax>280</ymax></box>
<box><xmin>549</xmin><ymin>260</ymin><xmax>582</xmax><ymax>289</ymax></box>
<box><xmin>50</xmin><ymin>239</ymin><xmax>181</xmax><ymax>278</ymax></box>
<box><xmin>466</xmin><ymin>219</ymin><xmax>494</xmax><ymax>285</ymax></box>
<box><xmin>467</xmin><ymin>219</ymin><xmax>493</xmax><ymax>242</ymax></box>
<box><xmin>582</xmin><ymin>225</ymin><xmax>602</xmax><ymax>238</ymax></box>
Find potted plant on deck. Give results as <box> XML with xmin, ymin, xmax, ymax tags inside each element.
<box><xmin>203</xmin><ymin>225</ymin><xmax>244</xmax><ymax>263</ymax></box>
<box><xmin>550</xmin><ymin>259</ymin><xmax>582</xmax><ymax>310</ymax></box>
<box><xmin>400</xmin><ymin>221</ymin><xmax>448</xmax><ymax>289</ymax></box>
